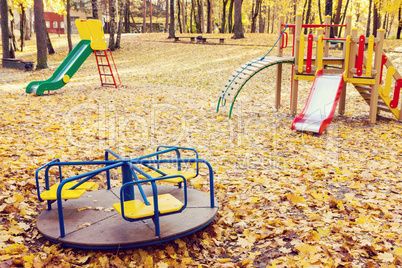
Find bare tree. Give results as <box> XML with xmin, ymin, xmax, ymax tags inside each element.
<box><xmin>232</xmin><ymin>0</ymin><xmax>244</xmax><ymax>39</ymax></box>
<box><xmin>34</xmin><ymin>0</ymin><xmax>48</xmax><ymax>68</ymax></box>
<box><xmin>150</xmin><ymin>0</ymin><xmax>153</xmax><ymax>32</ymax></box>
<box><xmin>0</xmin><ymin>0</ymin><xmax>11</xmax><ymax>58</ymax></box>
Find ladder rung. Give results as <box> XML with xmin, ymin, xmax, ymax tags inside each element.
<box><xmin>100</xmin><ymin>74</ymin><xmax>112</xmax><ymax>76</ymax></box>
<box><xmin>102</xmin><ymin>83</ymin><xmax>116</xmax><ymax>86</ymax></box>
<box><xmin>98</xmin><ymin>64</ymin><xmax>109</xmax><ymax>67</ymax></box>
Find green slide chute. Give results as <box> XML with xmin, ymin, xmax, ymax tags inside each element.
<box><xmin>26</xmin><ymin>39</ymin><xmax>93</xmax><ymax>96</ymax></box>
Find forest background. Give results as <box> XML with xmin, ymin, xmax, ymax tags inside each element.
<box><xmin>2</xmin><ymin>0</ymin><xmax>402</xmax><ymax>68</ymax></box>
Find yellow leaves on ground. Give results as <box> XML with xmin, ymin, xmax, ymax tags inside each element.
<box><xmin>2</xmin><ymin>33</ymin><xmax>402</xmax><ymax>267</ymax></box>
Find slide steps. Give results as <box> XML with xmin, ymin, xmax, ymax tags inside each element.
<box><xmin>354</xmin><ymin>84</ymin><xmax>393</xmax><ymax>114</ymax></box>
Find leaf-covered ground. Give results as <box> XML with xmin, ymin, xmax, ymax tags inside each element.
<box><xmin>1</xmin><ymin>33</ymin><xmax>402</xmax><ymax>267</ymax></box>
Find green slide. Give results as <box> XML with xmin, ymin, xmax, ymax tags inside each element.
<box><xmin>26</xmin><ymin>40</ymin><xmax>93</xmax><ymax>96</ymax></box>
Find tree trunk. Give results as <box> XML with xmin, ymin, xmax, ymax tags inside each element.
<box><xmin>318</xmin><ymin>0</ymin><xmax>323</xmax><ymax>24</ymax></box>
<box><xmin>125</xmin><ymin>1</ymin><xmax>130</xmax><ymax>33</ymax></box>
<box><xmin>20</xmin><ymin>4</ymin><xmax>26</xmax><ymax>52</ymax></box>
<box><xmin>25</xmin><ymin>7</ymin><xmax>32</xmax><ymax>40</ymax></box>
<box><xmin>397</xmin><ymin>7</ymin><xmax>402</xmax><ymax>39</ymax></box>
<box><xmin>190</xmin><ymin>0</ymin><xmax>194</xmax><ymax>33</ymax></box>
<box><xmin>109</xmin><ymin>0</ymin><xmax>116</xmax><ymax>50</ymax></box>
<box><xmin>34</xmin><ymin>0</ymin><xmax>48</xmax><ymax>68</ymax></box>
<box><xmin>67</xmin><ymin>0</ymin><xmax>72</xmax><ymax>52</ymax></box>
<box><xmin>372</xmin><ymin>1</ymin><xmax>380</xmax><ymax>37</ymax></box>
<box><xmin>0</xmin><ymin>0</ymin><xmax>10</xmax><ymax>59</ymax></box>
<box><xmin>338</xmin><ymin>0</ymin><xmax>349</xmax><ymax>37</ymax></box>
<box><xmin>232</xmin><ymin>0</ymin><xmax>244</xmax><ymax>39</ymax></box>
<box><xmin>178</xmin><ymin>0</ymin><xmax>182</xmax><ymax>33</ymax></box>
<box><xmin>165</xmin><ymin>0</ymin><xmax>169</xmax><ymax>32</ymax></box>
<box><xmin>207</xmin><ymin>0</ymin><xmax>212</xmax><ymax>33</ymax></box>
<box><xmin>258</xmin><ymin>4</ymin><xmax>264</xmax><ymax>33</ymax></box>
<box><xmin>168</xmin><ymin>0</ymin><xmax>175</xmax><ymax>38</ymax></box>
<box><xmin>199</xmin><ymin>0</ymin><xmax>205</xmax><ymax>33</ymax></box>
<box><xmin>115</xmin><ymin>0</ymin><xmax>125</xmax><ymax>49</ymax></box>
<box><xmin>150</xmin><ymin>0</ymin><xmax>153</xmax><ymax>32</ymax></box>
<box><xmin>228</xmin><ymin>0</ymin><xmax>234</xmax><ymax>33</ymax></box>
<box><xmin>46</xmin><ymin>30</ymin><xmax>55</xmax><ymax>54</ymax></box>
<box><xmin>221</xmin><ymin>0</ymin><xmax>228</xmax><ymax>33</ymax></box>
<box><xmin>195</xmin><ymin>0</ymin><xmax>201</xmax><ymax>32</ymax></box>
<box><xmin>92</xmin><ymin>0</ymin><xmax>99</xmax><ymax>19</ymax></box>
<box><xmin>333</xmin><ymin>0</ymin><xmax>342</xmax><ymax>36</ymax></box>
<box><xmin>366</xmin><ymin>0</ymin><xmax>372</xmax><ymax>37</ymax></box>
<box><xmin>182</xmin><ymin>0</ymin><xmax>186</xmax><ymax>33</ymax></box>
<box><xmin>143</xmin><ymin>0</ymin><xmax>146</xmax><ymax>33</ymax></box>
<box><xmin>9</xmin><ymin>9</ymin><xmax>19</xmax><ymax>53</ymax></box>
<box><xmin>304</xmin><ymin>0</ymin><xmax>313</xmax><ymax>34</ymax></box>
<box><xmin>266</xmin><ymin>5</ymin><xmax>270</xmax><ymax>33</ymax></box>
<box><xmin>325</xmin><ymin>0</ymin><xmax>333</xmax><ymax>37</ymax></box>
<box><xmin>251</xmin><ymin>0</ymin><xmax>261</xmax><ymax>33</ymax></box>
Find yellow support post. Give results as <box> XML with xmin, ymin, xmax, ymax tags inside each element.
<box><xmin>365</xmin><ymin>35</ymin><xmax>375</xmax><ymax>77</ymax></box>
<box><xmin>316</xmin><ymin>35</ymin><xmax>324</xmax><ymax>72</ymax></box>
<box><xmin>298</xmin><ymin>34</ymin><xmax>305</xmax><ymax>73</ymax></box>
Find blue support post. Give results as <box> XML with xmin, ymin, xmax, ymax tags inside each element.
<box><xmin>121</xmin><ymin>161</ymin><xmax>135</xmax><ymax>201</ymax></box>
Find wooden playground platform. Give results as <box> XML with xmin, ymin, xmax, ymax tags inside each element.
<box><xmin>37</xmin><ymin>185</ymin><xmax>218</xmax><ymax>249</ymax></box>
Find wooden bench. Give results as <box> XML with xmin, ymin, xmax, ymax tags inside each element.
<box><xmin>201</xmin><ymin>37</ymin><xmax>225</xmax><ymax>44</ymax></box>
<box><xmin>174</xmin><ymin>36</ymin><xmax>225</xmax><ymax>44</ymax></box>
<box><xmin>174</xmin><ymin>36</ymin><xmax>196</xmax><ymax>43</ymax></box>
<box><xmin>2</xmin><ymin>58</ymin><xmax>34</xmax><ymax>71</ymax></box>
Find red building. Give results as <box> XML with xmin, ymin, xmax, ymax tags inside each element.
<box><xmin>44</xmin><ymin>12</ymin><xmax>65</xmax><ymax>34</ymax></box>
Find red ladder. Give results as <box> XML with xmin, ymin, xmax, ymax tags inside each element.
<box><xmin>94</xmin><ymin>49</ymin><xmax>121</xmax><ymax>88</ymax></box>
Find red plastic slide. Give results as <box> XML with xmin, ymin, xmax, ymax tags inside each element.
<box><xmin>291</xmin><ymin>70</ymin><xmax>344</xmax><ymax>134</ymax></box>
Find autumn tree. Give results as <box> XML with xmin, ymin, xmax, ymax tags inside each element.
<box><xmin>0</xmin><ymin>0</ymin><xmax>11</xmax><ymax>59</ymax></box>
<box><xmin>232</xmin><ymin>0</ymin><xmax>244</xmax><ymax>38</ymax></box>
<box><xmin>34</xmin><ymin>0</ymin><xmax>48</xmax><ymax>68</ymax></box>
